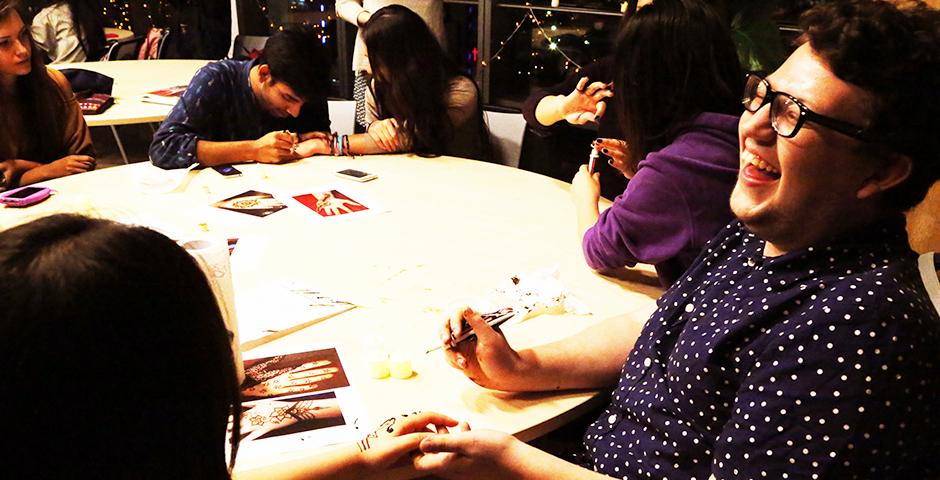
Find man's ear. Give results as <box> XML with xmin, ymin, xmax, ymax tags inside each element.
<box><xmin>857</xmin><ymin>152</ymin><xmax>912</xmax><ymax>200</ymax></box>
<box><xmin>257</xmin><ymin>64</ymin><xmax>271</xmax><ymax>84</ymax></box>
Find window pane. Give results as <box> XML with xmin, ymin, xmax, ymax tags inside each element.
<box><xmin>444</xmin><ymin>3</ymin><xmax>480</xmax><ymax>79</ymax></box>
<box><xmin>488</xmin><ymin>5</ymin><xmax>621</xmax><ymax>108</ymax></box>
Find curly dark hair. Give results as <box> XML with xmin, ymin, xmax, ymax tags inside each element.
<box><xmin>800</xmin><ymin>0</ymin><xmax>940</xmax><ymax>211</ymax></box>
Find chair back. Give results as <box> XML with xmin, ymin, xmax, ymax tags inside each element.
<box><xmin>328</xmin><ymin>100</ymin><xmax>356</xmax><ymax>136</ymax></box>
<box><xmin>104</xmin><ymin>35</ymin><xmax>145</xmax><ymax>61</ymax></box>
<box><xmin>232</xmin><ymin>35</ymin><xmax>269</xmax><ymax>60</ymax></box>
<box><xmin>483</xmin><ymin>109</ymin><xmax>527</xmax><ymax>168</ymax></box>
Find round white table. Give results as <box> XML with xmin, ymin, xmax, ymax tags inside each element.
<box><xmin>104</xmin><ymin>27</ymin><xmax>134</xmax><ymax>42</ymax></box>
<box><xmin>54</xmin><ymin>59</ymin><xmax>209</xmax><ymax>127</ymax></box>
<box><xmin>0</xmin><ymin>155</ymin><xmax>661</xmax><ymax>473</ymax></box>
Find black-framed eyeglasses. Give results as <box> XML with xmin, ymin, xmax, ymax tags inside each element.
<box><xmin>742</xmin><ymin>74</ymin><xmax>872</xmax><ymax>142</ymax></box>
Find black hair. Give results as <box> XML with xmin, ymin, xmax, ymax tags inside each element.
<box><xmin>0</xmin><ymin>0</ymin><xmax>67</xmax><ymax>163</ymax></box>
<box><xmin>259</xmin><ymin>26</ymin><xmax>331</xmax><ymax>102</ymax></box>
<box><xmin>0</xmin><ymin>214</ymin><xmax>242</xmax><ymax>478</ymax></box>
<box><xmin>614</xmin><ymin>0</ymin><xmax>743</xmax><ymax>170</ymax></box>
<box><xmin>362</xmin><ymin>4</ymin><xmax>489</xmax><ymax>160</ymax></box>
<box><xmin>800</xmin><ymin>0</ymin><xmax>940</xmax><ymax>211</ymax></box>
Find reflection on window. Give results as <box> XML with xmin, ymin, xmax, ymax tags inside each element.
<box><xmin>489</xmin><ymin>6</ymin><xmax>620</xmax><ymax>108</ymax></box>
<box><xmin>444</xmin><ymin>3</ymin><xmax>479</xmax><ymax>79</ymax></box>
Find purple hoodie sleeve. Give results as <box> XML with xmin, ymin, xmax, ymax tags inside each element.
<box><xmin>582</xmin><ymin>159</ymin><xmax>693</xmax><ymax>270</ymax></box>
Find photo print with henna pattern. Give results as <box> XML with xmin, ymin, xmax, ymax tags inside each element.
<box><xmin>241</xmin><ymin>347</ymin><xmax>350</xmax><ymax>402</ymax></box>
<box><xmin>239</xmin><ymin>391</ymin><xmax>346</xmax><ymax>442</ymax></box>
<box><xmin>293</xmin><ymin>190</ymin><xmax>368</xmax><ymax>217</ymax></box>
<box><xmin>212</xmin><ymin>190</ymin><xmax>287</xmax><ymax>218</ymax></box>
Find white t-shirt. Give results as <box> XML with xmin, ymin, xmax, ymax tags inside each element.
<box><xmin>31</xmin><ymin>2</ymin><xmax>86</xmax><ymax>64</ymax></box>
<box><xmin>335</xmin><ymin>0</ymin><xmax>445</xmax><ymax>72</ymax></box>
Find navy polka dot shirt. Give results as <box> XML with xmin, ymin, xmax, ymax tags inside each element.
<box><xmin>585</xmin><ymin>218</ymin><xmax>940</xmax><ymax>479</ymax></box>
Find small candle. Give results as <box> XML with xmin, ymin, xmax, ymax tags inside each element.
<box><xmin>366</xmin><ymin>352</ymin><xmax>389</xmax><ymax>379</ymax></box>
<box><xmin>388</xmin><ymin>352</ymin><xmax>413</xmax><ymax>379</ymax></box>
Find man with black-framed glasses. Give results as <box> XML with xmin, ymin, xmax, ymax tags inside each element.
<box><xmin>416</xmin><ymin>1</ymin><xmax>940</xmax><ymax>479</ymax></box>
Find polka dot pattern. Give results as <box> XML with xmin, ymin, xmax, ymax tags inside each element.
<box><xmin>150</xmin><ymin>59</ymin><xmax>331</xmax><ymax>169</ymax></box>
<box><xmin>584</xmin><ymin>219</ymin><xmax>940</xmax><ymax>479</ymax></box>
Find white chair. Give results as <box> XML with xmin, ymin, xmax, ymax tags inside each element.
<box><xmin>918</xmin><ymin>252</ymin><xmax>940</xmax><ymax>316</ymax></box>
<box><xmin>483</xmin><ymin>109</ymin><xmax>527</xmax><ymax>168</ymax></box>
<box><xmin>328</xmin><ymin>100</ymin><xmax>356</xmax><ymax>137</ymax></box>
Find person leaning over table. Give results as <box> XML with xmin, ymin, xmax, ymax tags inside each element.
<box><xmin>0</xmin><ymin>213</ymin><xmax>466</xmax><ymax>479</ymax></box>
<box><xmin>292</xmin><ymin>5</ymin><xmax>489</xmax><ymax>161</ymax></box>
<box><xmin>571</xmin><ymin>0</ymin><xmax>743</xmax><ymax>287</ymax></box>
<box><xmin>0</xmin><ymin>0</ymin><xmax>94</xmax><ymax>191</ymax></box>
<box><xmin>419</xmin><ymin>1</ymin><xmax>940</xmax><ymax>478</ymax></box>
<box><xmin>148</xmin><ymin>27</ymin><xmax>331</xmax><ymax>170</ymax></box>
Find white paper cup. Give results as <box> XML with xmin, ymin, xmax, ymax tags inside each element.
<box><xmin>182</xmin><ymin>237</ymin><xmax>245</xmax><ymax>383</ymax></box>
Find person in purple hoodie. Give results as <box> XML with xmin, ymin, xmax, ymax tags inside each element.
<box><xmin>571</xmin><ymin>0</ymin><xmax>743</xmax><ymax>286</ymax></box>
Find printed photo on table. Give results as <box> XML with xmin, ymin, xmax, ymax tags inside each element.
<box><xmin>293</xmin><ymin>190</ymin><xmax>368</xmax><ymax>217</ymax></box>
<box><xmin>241</xmin><ymin>348</ymin><xmax>350</xmax><ymax>401</ymax></box>
<box><xmin>212</xmin><ymin>190</ymin><xmax>287</xmax><ymax>218</ymax></box>
<box><xmin>239</xmin><ymin>391</ymin><xmax>346</xmax><ymax>441</ymax></box>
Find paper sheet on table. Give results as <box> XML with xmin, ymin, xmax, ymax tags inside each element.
<box><xmin>238</xmin><ymin>282</ymin><xmax>357</xmax><ymax>348</ymax></box>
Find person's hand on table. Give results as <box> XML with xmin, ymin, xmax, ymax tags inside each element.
<box><xmin>415</xmin><ymin>425</ymin><xmax>525</xmax><ymax>479</ymax></box>
<box><xmin>0</xmin><ymin>160</ymin><xmax>15</xmax><ymax>190</ymax></box>
<box><xmin>367</xmin><ymin>118</ymin><xmax>401</xmax><ymax>152</ymax></box>
<box><xmin>241</xmin><ymin>360</ymin><xmax>338</xmax><ymax>399</ymax></box>
<box><xmin>357</xmin><ymin>411</ymin><xmax>462</xmax><ymax>472</ymax></box>
<box><xmin>46</xmin><ymin>155</ymin><xmax>95</xmax><ymax>177</ymax></box>
<box><xmin>571</xmin><ymin>164</ymin><xmax>601</xmax><ymax>205</ymax></box>
<box><xmin>559</xmin><ymin>77</ymin><xmax>613</xmax><ymax>125</ymax></box>
<box><xmin>593</xmin><ymin>138</ymin><xmax>634</xmax><ymax>178</ymax></box>
<box><xmin>254</xmin><ymin>130</ymin><xmax>297</xmax><ymax>163</ymax></box>
<box><xmin>439</xmin><ymin>307</ymin><xmax>528</xmax><ymax>391</ymax></box>
<box><xmin>293</xmin><ymin>131</ymin><xmax>333</xmax><ymax>157</ymax></box>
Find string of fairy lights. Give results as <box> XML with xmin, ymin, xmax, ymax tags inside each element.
<box><xmin>98</xmin><ymin>0</ymin><xmax>626</xmax><ymax>68</ymax></box>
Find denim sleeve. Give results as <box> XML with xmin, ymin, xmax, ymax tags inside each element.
<box><xmin>148</xmin><ymin>66</ymin><xmax>219</xmax><ymax>169</ymax></box>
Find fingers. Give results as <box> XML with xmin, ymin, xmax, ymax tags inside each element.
<box><xmin>594</xmin><ymin>101</ymin><xmax>607</xmax><ymax>120</ymax></box>
<box><xmin>396</xmin><ymin>411</ymin><xmax>460</xmax><ymax>435</ymax></box>
<box><xmin>289</xmin><ymin>368</ymin><xmax>337</xmax><ymax>381</ymax></box>
<box><xmin>291</xmin><ymin>360</ymin><xmax>332</xmax><ymax>372</ymax></box>
<box><xmin>574</xmin><ymin>76</ymin><xmax>589</xmax><ymax>94</ymax></box>
<box><xmin>461</xmin><ymin>308</ymin><xmax>500</xmax><ymax>344</ymax></box>
<box><xmin>376</xmin><ymin>432</ymin><xmax>434</xmax><ymax>460</ymax></box>
<box><xmin>583</xmin><ymin>81</ymin><xmax>608</xmax><ymax>97</ymax></box>
<box><xmin>418</xmin><ymin>432</ymin><xmax>472</xmax><ymax>455</ymax></box>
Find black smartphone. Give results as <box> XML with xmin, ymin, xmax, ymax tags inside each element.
<box><xmin>212</xmin><ymin>165</ymin><xmax>242</xmax><ymax>178</ymax></box>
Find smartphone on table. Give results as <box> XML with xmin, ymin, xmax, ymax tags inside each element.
<box><xmin>335</xmin><ymin>169</ymin><xmax>377</xmax><ymax>182</ymax></box>
<box><xmin>212</xmin><ymin>165</ymin><xmax>242</xmax><ymax>178</ymax></box>
<box><xmin>0</xmin><ymin>186</ymin><xmax>53</xmax><ymax>207</ymax></box>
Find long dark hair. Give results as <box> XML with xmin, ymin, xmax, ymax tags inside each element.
<box><xmin>362</xmin><ymin>5</ymin><xmax>483</xmax><ymax>158</ymax></box>
<box><xmin>0</xmin><ymin>215</ymin><xmax>242</xmax><ymax>478</ymax></box>
<box><xmin>615</xmin><ymin>0</ymin><xmax>742</xmax><ymax>170</ymax></box>
<box><xmin>59</xmin><ymin>0</ymin><xmax>106</xmax><ymax>59</ymax></box>
<box><xmin>0</xmin><ymin>0</ymin><xmax>66</xmax><ymax>162</ymax></box>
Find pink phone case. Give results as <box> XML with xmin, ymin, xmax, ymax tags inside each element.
<box><xmin>0</xmin><ymin>186</ymin><xmax>53</xmax><ymax>207</ymax></box>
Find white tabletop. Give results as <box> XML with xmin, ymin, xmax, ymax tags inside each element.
<box><xmin>53</xmin><ymin>59</ymin><xmax>209</xmax><ymax>126</ymax></box>
<box><xmin>104</xmin><ymin>27</ymin><xmax>134</xmax><ymax>41</ymax></box>
<box><xmin>0</xmin><ymin>155</ymin><xmax>661</xmax><ymax>470</ymax></box>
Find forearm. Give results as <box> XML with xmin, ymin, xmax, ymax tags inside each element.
<box><xmin>346</xmin><ymin>133</ymin><xmax>401</xmax><ymax>155</ymax></box>
<box><xmin>18</xmin><ymin>160</ymin><xmax>54</xmax><ymax>185</ymax></box>
<box><xmin>335</xmin><ymin>1</ymin><xmax>366</xmax><ymax>25</ymax></box>
<box><xmin>513</xmin><ymin>314</ymin><xmax>640</xmax><ymax>391</ymax></box>
<box><xmin>500</xmin><ymin>438</ymin><xmax>613</xmax><ymax>480</ymax></box>
<box><xmin>575</xmin><ymin>198</ymin><xmax>600</xmax><ymax>241</ymax></box>
<box><xmin>237</xmin><ymin>443</ymin><xmax>370</xmax><ymax>480</ymax></box>
<box><xmin>196</xmin><ymin>140</ymin><xmax>258</xmax><ymax>167</ymax></box>
<box><xmin>533</xmin><ymin>95</ymin><xmax>566</xmax><ymax>127</ymax></box>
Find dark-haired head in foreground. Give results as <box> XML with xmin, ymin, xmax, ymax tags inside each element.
<box><xmin>0</xmin><ymin>214</ymin><xmax>240</xmax><ymax>478</ymax></box>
